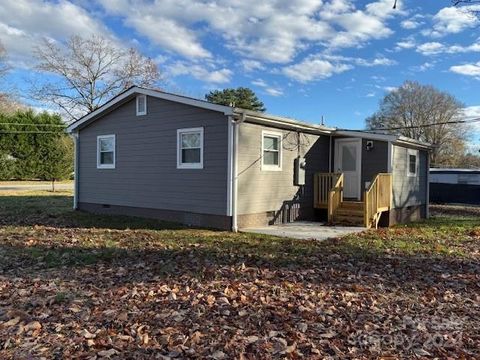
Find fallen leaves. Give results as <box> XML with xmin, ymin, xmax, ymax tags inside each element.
<box><xmin>0</xmin><ymin>199</ymin><xmax>479</xmax><ymax>358</ymax></box>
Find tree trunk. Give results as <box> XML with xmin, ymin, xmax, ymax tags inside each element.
<box><xmin>52</xmin><ymin>179</ymin><xmax>55</xmax><ymax>192</ymax></box>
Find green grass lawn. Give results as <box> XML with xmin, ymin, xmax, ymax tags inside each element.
<box><xmin>0</xmin><ymin>191</ymin><xmax>479</xmax><ymax>358</ymax></box>
<box><xmin>0</xmin><ymin>180</ymin><xmax>73</xmax><ymax>186</ymax></box>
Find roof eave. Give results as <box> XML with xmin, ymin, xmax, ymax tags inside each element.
<box><xmin>234</xmin><ymin>109</ymin><xmax>335</xmax><ymax>134</ymax></box>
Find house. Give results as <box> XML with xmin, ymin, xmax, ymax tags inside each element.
<box><xmin>67</xmin><ymin>87</ymin><xmax>431</xmax><ymax>231</ymax></box>
<box><xmin>430</xmin><ymin>168</ymin><xmax>480</xmax><ymax>205</ymax></box>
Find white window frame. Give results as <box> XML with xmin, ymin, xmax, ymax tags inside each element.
<box><xmin>407</xmin><ymin>148</ymin><xmax>418</xmax><ymax>177</ymax></box>
<box><xmin>261</xmin><ymin>130</ymin><xmax>282</xmax><ymax>171</ymax></box>
<box><xmin>177</xmin><ymin>127</ymin><xmax>204</xmax><ymax>169</ymax></box>
<box><xmin>97</xmin><ymin>134</ymin><xmax>116</xmax><ymax>169</ymax></box>
<box><xmin>136</xmin><ymin>94</ymin><xmax>147</xmax><ymax>116</ymax></box>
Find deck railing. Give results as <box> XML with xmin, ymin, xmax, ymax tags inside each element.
<box><xmin>327</xmin><ymin>174</ymin><xmax>344</xmax><ymax>223</ymax></box>
<box><xmin>314</xmin><ymin>173</ymin><xmax>343</xmax><ymax>209</ymax></box>
<box><xmin>364</xmin><ymin>173</ymin><xmax>392</xmax><ymax>228</ymax></box>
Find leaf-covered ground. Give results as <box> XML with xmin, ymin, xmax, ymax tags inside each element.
<box><xmin>0</xmin><ymin>192</ymin><xmax>479</xmax><ymax>359</ymax></box>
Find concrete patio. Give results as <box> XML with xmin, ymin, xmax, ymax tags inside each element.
<box><xmin>241</xmin><ymin>221</ymin><xmax>366</xmax><ymax>241</ymax></box>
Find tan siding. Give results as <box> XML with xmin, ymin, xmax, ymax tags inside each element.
<box><xmin>237</xmin><ymin>122</ymin><xmax>330</xmax><ymax>216</ymax></box>
<box><xmin>78</xmin><ymin>96</ymin><xmax>229</xmax><ymax>215</ymax></box>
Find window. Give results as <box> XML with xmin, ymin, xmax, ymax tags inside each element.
<box><xmin>97</xmin><ymin>135</ymin><xmax>115</xmax><ymax>169</ymax></box>
<box><xmin>177</xmin><ymin>127</ymin><xmax>203</xmax><ymax>169</ymax></box>
<box><xmin>407</xmin><ymin>149</ymin><xmax>418</xmax><ymax>177</ymax></box>
<box><xmin>262</xmin><ymin>131</ymin><xmax>282</xmax><ymax>171</ymax></box>
<box><xmin>136</xmin><ymin>94</ymin><xmax>147</xmax><ymax>116</ymax></box>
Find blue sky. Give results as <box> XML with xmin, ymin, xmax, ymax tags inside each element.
<box><xmin>1</xmin><ymin>0</ymin><xmax>479</xmax><ymax>134</ymax></box>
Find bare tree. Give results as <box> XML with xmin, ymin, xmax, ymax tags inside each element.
<box><xmin>0</xmin><ymin>41</ymin><xmax>9</xmax><ymax>81</ymax></box>
<box><xmin>0</xmin><ymin>42</ymin><xmax>22</xmax><ymax>114</ymax></box>
<box><xmin>452</xmin><ymin>0</ymin><xmax>480</xmax><ymax>17</ymax></box>
<box><xmin>366</xmin><ymin>81</ymin><xmax>469</xmax><ymax>167</ymax></box>
<box><xmin>33</xmin><ymin>35</ymin><xmax>160</xmax><ymax>122</ymax></box>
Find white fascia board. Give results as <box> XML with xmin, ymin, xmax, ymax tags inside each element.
<box><xmin>67</xmin><ymin>87</ymin><xmax>234</xmax><ymax>132</ymax></box>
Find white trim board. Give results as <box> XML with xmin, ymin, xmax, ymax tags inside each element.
<box><xmin>176</xmin><ymin>127</ymin><xmax>204</xmax><ymax>169</ymax></box>
<box><xmin>96</xmin><ymin>134</ymin><xmax>116</xmax><ymax>169</ymax></box>
<box><xmin>261</xmin><ymin>130</ymin><xmax>283</xmax><ymax>171</ymax></box>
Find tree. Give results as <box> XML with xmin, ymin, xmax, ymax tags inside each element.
<box><xmin>0</xmin><ymin>41</ymin><xmax>8</xmax><ymax>81</ymax></box>
<box><xmin>0</xmin><ymin>110</ymin><xmax>72</xmax><ymax>183</ymax></box>
<box><xmin>38</xmin><ymin>136</ymin><xmax>74</xmax><ymax>192</ymax></box>
<box><xmin>33</xmin><ymin>35</ymin><xmax>160</xmax><ymax>122</ymax></box>
<box><xmin>205</xmin><ymin>87</ymin><xmax>266</xmax><ymax>112</ymax></box>
<box><xmin>366</xmin><ymin>81</ymin><xmax>468</xmax><ymax>166</ymax></box>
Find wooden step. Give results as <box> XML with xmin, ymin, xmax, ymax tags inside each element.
<box><xmin>340</xmin><ymin>201</ymin><xmax>364</xmax><ymax>210</ymax></box>
<box><xmin>336</xmin><ymin>207</ymin><xmax>364</xmax><ymax>217</ymax></box>
<box><xmin>333</xmin><ymin>214</ymin><xmax>364</xmax><ymax>226</ymax></box>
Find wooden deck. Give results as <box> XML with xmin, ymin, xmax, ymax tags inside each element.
<box><xmin>314</xmin><ymin>172</ymin><xmax>392</xmax><ymax>228</ymax></box>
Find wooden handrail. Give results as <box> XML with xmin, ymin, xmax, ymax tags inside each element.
<box><xmin>314</xmin><ymin>173</ymin><xmax>343</xmax><ymax>208</ymax></box>
<box><xmin>328</xmin><ymin>174</ymin><xmax>344</xmax><ymax>222</ymax></box>
<box><xmin>364</xmin><ymin>173</ymin><xmax>392</xmax><ymax>228</ymax></box>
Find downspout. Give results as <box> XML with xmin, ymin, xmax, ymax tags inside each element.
<box><xmin>426</xmin><ymin>150</ymin><xmax>430</xmax><ymax>219</ymax></box>
<box><xmin>73</xmin><ymin>131</ymin><xmax>79</xmax><ymax>210</ymax></box>
<box><xmin>231</xmin><ymin>112</ymin><xmax>247</xmax><ymax>232</ymax></box>
<box><xmin>329</xmin><ymin>135</ymin><xmax>332</xmax><ymax>172</ymax></box>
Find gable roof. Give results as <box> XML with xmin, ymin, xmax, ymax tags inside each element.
<box><xmin>67</xmin><ymin>86</ymin><xmax>234</xmax><ymax>132</ymax></box>
<box><xmin>66</xmin><ymin>87</ymin><xmax>431</xmax><ymax>150</ymax></box>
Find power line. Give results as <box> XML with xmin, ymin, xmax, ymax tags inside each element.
<box><xmin>369</xmin><ymin>117</ymin><xmax>480</xmax><ymax>132</ymax></box>
<box><xmin>0</xmin><ymin>131</ymin><xmax>67</xmax><ymax>134</ymax></box>
<box><xmin>0</xmin><ymin>123</ymin><xmax>66</xmax><ymax>127</ymax></box>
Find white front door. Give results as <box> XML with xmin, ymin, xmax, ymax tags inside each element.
<box><xmin>334</xmin><ymin>138</ymin><xmax>362</xmax><ymax>200</ymax></box>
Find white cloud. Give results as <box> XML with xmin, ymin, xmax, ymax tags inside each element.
<box><xmin>463</xmin><ymin>106</ymin><xmax>480</xmax><ymax>119</ymax></box>
<box><xmin>410</xmin><ymin>62</ymin><xmax>435</xmax><ymax>72</ymax></box>
<box><xmin>395</xmin><ymin>38</ymin><xmax>416</xmax><ymax>51</ymax></box>
<box><xmin>124</xmin><ymin>15</ymin><xmax>211</xmax><ymax>58</ymax></box>
<box><xmin>265</xmin><ymin>87</ymin><xmax>284</xmax><ymax>97</ymax></box>
<box><xmin>463</xmin><ymin>106</ymin><xmax>480</xmax><ymax>132</ymax></box>
<box><xmin>282</xmin><ymin>57</ymin><xmax>352</xmax><ymax>82</ymax></box>
<box><xmin>416</xmin><ymin>42</ymin><xmax>445</xmax><ymax>55</ymax></box>
<box><xmin>417</xmin><ymin>41</ymin><xmax>480</xmax><ymax>55</ymax></box>
<box><xmin>241</xmin><ymin>59</ymin><xmax>265</xmax><ymax>72</ymax></box>
<box><xmin>282</xmin><ymin>53</ymin><xmax>396</xmax><ymax>83</ymax></box>
<box><xmin>355</xmin><ymin>57</ymin><xmax>397</xmax><ymax>66</ymax></box>
<box><xmin>99</xmin><ymin>0</ymin><xmax>403</xmax><ymax>64</ymax></box>
<box><xmin>251</xmin><ymin>78</ymin><xmax>283</xmax><ymax>97</ymax></box>
<box><xmin>167</xmin><ymin>61</ymin><xmax>232</xmax><ymax>84</ymax></box>
<box><xmin>0</xmin><ymin>0</ymin><xmax>110</xmax><ymax>64</ymax></box>
<box><xmin>426</xmin><ymin>6</ymin><xmax>480</xmax><ymax>37</ymax></box>
<box><xmin>450</xmin><ymin>62</ymin><xmax>480</xmax><ymax>78</ymax></box>
<box><xmin>401</xmin><ymin>15</ymin><xmax>424</xmax><ymax>30</ymax></box>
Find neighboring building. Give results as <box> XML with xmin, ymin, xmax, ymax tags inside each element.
<box><xmin>430</xmin><ymin>168</ymin><xmax>480</xmax><ymax>205</ymax></box>
<box><xmin>67</xmin><ymin>87</ymin><xmax>431</xmax><ymax>231</ymax></box>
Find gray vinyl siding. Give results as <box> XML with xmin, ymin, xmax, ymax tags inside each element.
<box><xmin>237</xmin><ymin>122</ymin><xmax>330</xmax><ymax>215</ymax></box>
<box><xmin>361</xmin><ymin>139</ymin><xmax>388</xmax><ymax>191</ymax></box>
<box><xmin>392</xmin><ymin>145</ymin><xmax>427</xmax><ymax>208</ymax></box>
<box><xmin>77</xmin><ymin>96</ymin><xmax>229</xmax><ymax>215</ymax></box>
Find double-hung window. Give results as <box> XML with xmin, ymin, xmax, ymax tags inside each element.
<box><xmin>262</xmin><ymin>131</ymin><xmax>282</xmax><ymax>171</ymax></box>
<box><xmin>177</xmin><ymin>127</ymin><xmax>203</xmax><ymax>169</ymax></box>
<box><xmin>407</xmin><ymin>149</ymin><xmax>418</xmax><ymax>177</ymax></box>
<box><xmin>97</xmin><ymin>135</ymin><xmax>116</xmax><ymax>169</ymax></box>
